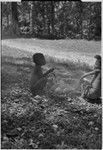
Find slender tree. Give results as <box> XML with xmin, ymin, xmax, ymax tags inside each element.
<box><xmin>11</xmin><ymin>2</ymin><xmax>19</xmax><ymax>35</ymax></box>
<box><xmin>50</xmin><ymin>1</ymin><xmax>55</xmax><ymax>37</ymax></box>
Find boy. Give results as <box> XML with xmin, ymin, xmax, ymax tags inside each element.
<box><xmin>30</xmin><ymin>53</ymin><xmax>54</xmax><ymax>96</ymax></box>
<box><xmin>80</xmin><ymin>55</ymin><xmax>101</xmax><ymax>101</ymax></box>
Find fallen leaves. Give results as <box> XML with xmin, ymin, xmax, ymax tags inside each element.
<box><xmin>1</xmin><ymin>54</ymin><xmax>102</xmax><ymax>149</ymax></box>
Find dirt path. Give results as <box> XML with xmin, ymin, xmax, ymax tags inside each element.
<box><xmin>2</xmin><ymin>38</ymin><xmax>100</xmax><ymax>65</ymax></box>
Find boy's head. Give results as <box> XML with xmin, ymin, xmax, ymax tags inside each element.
<box><xmin>33</xmin><ymin>53</ymin><xmax>46</xmax><ymax>66</ymax></box>
<box><xmin>94</xmin><ymin>55</ymin><xmax>101</xmax><ymax>69</ymax></box>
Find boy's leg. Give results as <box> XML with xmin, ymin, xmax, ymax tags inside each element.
<box><xmin>35</xmin><ymin>77</ymin><xmax>48</xmax><ymax>96</ymax></box>
<box><xmin>80</xmin><ymin>79</ymin><xmax>91</xmax><ymax>99</ymax></box>
<box><xmin>81</xmin><ymin>85</ymin><xmax>91</xmax><ymax>99</ymax></box>
<box><xmin>84</xmin><ymin>88</ymin><xmax>101</xmax><ymax>103</ymax></box>
<box><xmin>30</xmin><ymin>77</ymin><xmax>47</xmax><ymax>96</ymax></box>
<box><xmin>86</xmin><ymin>88</ymin><xmax>98</xmax><ymax>100</ymax></box>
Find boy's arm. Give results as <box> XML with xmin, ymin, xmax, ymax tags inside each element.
<box><xmin>43</xmin><ymin>68</ymin><xmax>54</xmax><ymax>77</ymax></box>
<box><xmin>91</xmin><ymin>74</ymin><xmax>96</xmax><ymax>85</ymax></box>
<box><xmin>32</xmin><ymin>76</ymin><xmax>47</xmax><ymax>89</ymax></box>
<box><xmin>91</xmin><ymin>69</ymin><xmax>100</xmax><ymax>84</ymax></box>
<box><xmin>80</xmin><ymin>70</ymin><xmax>97</xmax><ymax>81</ymax></box>
<box><xmin>33</xmin><ymin>68</ymin><xmax>54</xmax><ymax>86</ymax></box>
<box><xmin>32</xmin><ymin>68</ymin><xmax>54</xmax><ymax>89</ymax></box>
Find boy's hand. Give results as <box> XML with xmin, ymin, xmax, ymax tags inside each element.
<box><xmin>89</xmin><ymin>82</ymin><xmax>92</xmax><ymax>88</ymax></box>
<box><xmin>43</xmin><ymin>68</ymin><xmax>54</xmax><ymax>77</ymax></box>
<box><xmin>80</xmin><ymin>77</ymin><xmax>83</xmax><ymax>83</ymax></box>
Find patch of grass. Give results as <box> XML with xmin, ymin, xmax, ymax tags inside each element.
<box><xmin>45</xmin><ymin>55</ymin><xmax>92</xmax><ymax>72</ymax></box>
<box><xmin>3</xmin><ymin>38</ymin><xmax>101</xmax><ymax>54</ymax></box>
<box><xmin>2</xmin><ymin>39</ymin><xmax>101</xmax><ymax>67</ymax></box>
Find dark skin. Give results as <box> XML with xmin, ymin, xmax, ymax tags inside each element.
<box><xmin>80</xmin><ymin>69</ymin><xmax>100</xmax><ymax>86</ymax></box>
<box><xmin>30</xmin><ymin>63</ymin><xmax>54</xmax><ymax>96</ymax></box>
<box><xmin>79</xmin><ymin>59</ymin><xmax>101</xmax><ymax>98</ymax></box>
<box><xmin>80</xmin><ymin>59</ymin><xmax>101</xmax><ymax>86</ymax></box>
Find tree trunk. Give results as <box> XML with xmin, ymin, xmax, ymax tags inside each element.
<box><xmin>47</xmin><ymin>19</ymin><xmax>50</xmax><ymax>35</ymax></box>
<box><xmin>51</xmin><ymin>1</ymin><xmax>55</xmax><ymax>37</ymax></box>
<box><xmin>29</xmin><ymin>10</ymin><xmax>31</xmax><ymax>26</ymax></box>
<box><xmin>30</xmin><ymin>2</ymin><xmax>36</xmax><ymax>35</ymax></box>
<box><xmin>77</xmin><ymin>2</ymin><xmax>83</xmax><ymax>38</ymax></box>
<box><xmin>7</xmin><ymin>14</ymin><xmax>9</xmax><ymax>27</ymax></box>
<box><xmin>42</xmin><ymin>1</ymin><xmax>46</xmax><ymax>35</ymax></box>
<box><xmin>30</xmin><ymin>3</ymin><xmax>33</xmax><ymax>34</ymax></box>
<box><xmin>11</xmin><ymin>2</ymin><xmax>19</xmax><ymax>35</ymax></box>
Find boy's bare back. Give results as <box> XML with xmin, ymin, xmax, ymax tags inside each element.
<box><xmin>30</xmin><ymin>53</ymin><xmax>54</xmax><ymax>96</ymax></box>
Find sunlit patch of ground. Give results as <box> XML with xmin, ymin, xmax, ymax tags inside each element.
<box><xmin>2</xmin><ymin>38</ymin><xmax>101</xmax><ymax>65</ymax></box>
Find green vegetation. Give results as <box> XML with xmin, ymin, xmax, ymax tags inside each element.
<box><xmin>2</xmin><ymin>1</ymin><xmax>101</xmax><ymax>40</ymax></box>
